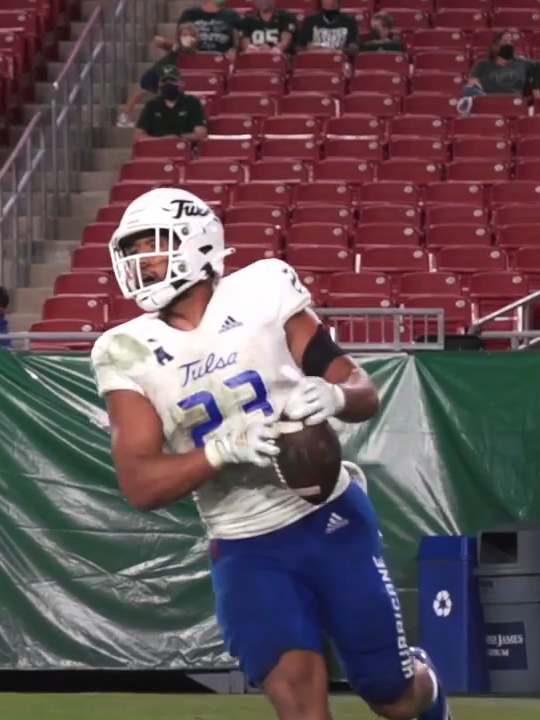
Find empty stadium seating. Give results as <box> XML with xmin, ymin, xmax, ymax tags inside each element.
<box><xmin>37</xmin><ymin>5</ymin><xmax>540</xmax><ymax>344</ymax></box>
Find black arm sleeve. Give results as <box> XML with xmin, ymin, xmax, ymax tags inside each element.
<box><xmin>301</xmin><ymin>324</ymin><xmax>346</xmax><ymax>378</ymax></box>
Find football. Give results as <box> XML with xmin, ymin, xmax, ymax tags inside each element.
<box><xmin>273</xmin><ymin>417</ymin><xmax>343</xmax><ymax>505</ymax></box>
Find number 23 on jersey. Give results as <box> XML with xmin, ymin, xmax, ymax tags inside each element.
<box><xmin>178</xmin><ymin>369</ymin><xmax>273</xmax><ymax>447</ymax></box>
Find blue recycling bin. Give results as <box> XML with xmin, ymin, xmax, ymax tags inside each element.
<box><xmin>417</xmin><ymin>535</ymin><xmax>488</xmax><ymax>693</ymax></box>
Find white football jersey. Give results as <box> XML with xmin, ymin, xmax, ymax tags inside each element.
<box><xmin>91</xmin><ymin>258</ymin><xmax>349</xmax><ymax>539</ymax></box>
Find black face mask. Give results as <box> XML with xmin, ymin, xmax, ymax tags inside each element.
<box><xmin>498</xmin><ymin>44</ymin><xmax>514</xmax><ymax>60</ymax></box>
<box><xmin>322</xmin><ymin>8</ymin><xmax>340</xmax><ymax>20</ymax></box>
<box><xmin>160</xmin><ymin>83</ymin><xmax>181</xmax><ymax>101</ymax></box>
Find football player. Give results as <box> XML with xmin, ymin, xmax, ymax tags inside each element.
<box><xmin>240</xmin><ymin>0</ymin><xmax>296</xmax><ymax>52</ymax></box>
<box><xmin>91</xmin><ymin>187</ymin><xmax>451</xmax><ymax>720</ymax></box>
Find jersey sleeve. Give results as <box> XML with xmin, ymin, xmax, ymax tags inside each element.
<box><xmin>91</xmin><ymin>332</ymin><xmax>147</xmax><ymax>398</ymax></box>
<box><xmin>263</xmin><ymin>259</ymin><xmax>312</xmax><ymax>325</ymax></box>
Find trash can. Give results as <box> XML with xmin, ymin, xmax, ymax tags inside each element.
<box><xmin>417</xmin><ymin>535</ymin><xmax>488</xmax><ymax>692</ymax></box>
<box><xmin>477</xmin><ymin>522</ymin><xmax>540</xmax><ymax>693</ymax></box>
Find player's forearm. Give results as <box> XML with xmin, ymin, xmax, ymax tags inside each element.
<box><xmin>335</xmin><ymin>369</ymin><xmax>379</xmax><ymax>423</ymax></box>
<box><xmin>122</xmin><ymin>449</ymin><xmax>216</xmax><ymax>511</ymax></box>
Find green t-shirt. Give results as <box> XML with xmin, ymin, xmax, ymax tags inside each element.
<box><xmin>471</xmin><ymin>58</ymin><xmax>537</xmax><ymax>95</ymax></box>
<box><xmin>136</xmin><ymin>94</ymin><xmax>206</xmax><ymax>137</ymax></box>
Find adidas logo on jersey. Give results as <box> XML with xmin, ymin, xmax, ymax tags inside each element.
<box><xmin>325</xmin><ymin>512</ymin><xmax>349</xmax><ymax>534</ymax></box>
<box><xmin>219</xmin><ymin>316</ymin><xmax>243</xmax><ymax>333</ymax></box>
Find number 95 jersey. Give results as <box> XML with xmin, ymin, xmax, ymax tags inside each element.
<box><xmin>91</xmin><ymin>258</ymin><xmax>348</xmax><ymax>539</ymax></box>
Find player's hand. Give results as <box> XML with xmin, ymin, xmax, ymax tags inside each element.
<box><xmin>204</xmin><ymin>421</ymin><xmax>280</xmax><ymax>468</ymax></box>
<box><xmin>282</xmin><ymin>374</ymin><xmax>345</xmax><ymax>426</ymax></box>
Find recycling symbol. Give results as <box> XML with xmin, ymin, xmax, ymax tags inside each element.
<box><xmin>433</xmin><ymin>590</ymin><xmax>452</xmax><ymax>617</ymax></box>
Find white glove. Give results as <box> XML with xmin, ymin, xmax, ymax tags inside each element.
<box><xmin>283</xmin><ymin>376</ymin><xmax>346</xmax><ymax>426</ymax></box>
<box><xmin>204</xmin><ymin>421</ymin><xmax>280</xmax><ymax>469</ymax></box>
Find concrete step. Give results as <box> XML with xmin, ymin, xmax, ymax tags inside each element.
<box><xmin>92</xmin><ymin>126</ymin><xmax>137</xmax><ymax>148</ymax></box>
<box><xmin>70</xmin><ymin>191</ymin><xmax>111</xmax><ymax>218</ymax></box>
<box><xmin>57</xmin><ymin>215</ymin><xmax>97</xmax><ymax>241</ymax></box>
<box><xmin>7</xmin><ymin>313</ymin><xmax>41</xmax><ymax>334</ymax></box>
<box><xmin>57</xmin><ymin>40</ymin><xmax>145</xmax><ymax>63</ymax></box>
<box><xmin>23</xmin><ymin>102</ymin><xmax>109</xmax><ymax>125</ymax></box>
<box><xmin>12</xmin><ymin>287</ymin><xmax>51</xmax><ymax>316</ymax></box>
<box><xmin>90</xmin><ymin>147</ymin><xmax>132</xmax><ymax>171</ymax></box>
<box><xmin>70</xmin><ymin>21</ymin><xmax>148</xmax><ymax>40</ymax></box>
<box><xmin>31</xmin><ymin>261</ymin><xmax>71</xmax><ymax>288</ymax></box>
<box><xmin>46</xmin><ymin>59</ymin><xmax>152</xmax><ymax>83</ymax></box>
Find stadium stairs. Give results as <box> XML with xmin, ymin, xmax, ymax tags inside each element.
<box><xmin>6</xmin><ymin>0</ymin><xmax>188</xmax><ymax>333</ymax></box>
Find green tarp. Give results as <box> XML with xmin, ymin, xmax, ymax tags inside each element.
<box><xmin>0</xmin><ymin>351</ymin><xmax>539</xmax><ymax>669</ymax></box>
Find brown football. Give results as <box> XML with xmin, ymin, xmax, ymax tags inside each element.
<box><xmin>273</xmin><ymin>418</ymin><xmax>343</xmax><ymax>505</ymax></box>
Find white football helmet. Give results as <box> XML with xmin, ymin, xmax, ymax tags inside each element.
<box><xmin>109</xmin><ymin>187</ymin><xmax>232</xmax><ymax>312</ymax></box>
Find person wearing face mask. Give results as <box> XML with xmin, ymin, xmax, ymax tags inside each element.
<box><xmin>240</xmin><ymin>0</ymin><xmax>296</xmax><ymax>54</ymax></box>
<box><xmin>359</xmin><ymin>12</ymin><xmax>402</xmax><ymax>53</ymax></box>
<box><xmin>134</xmin><ymin>65</ymin><xmax>208</xmax><ymax>144</ymax></box>
<box><xmin>117</xmin><ymin>25</ymin><xmax>200</xmax><ymax>128</ymax></box>
<box><xmin>468</xmin><ymin>30</ymin><xmax>539</xmax><ymax>96</ymax></box>
<box><xmin>297</xmin><ymin>0</ymin><xmax>359</xmax><ymax>58</ymax></box>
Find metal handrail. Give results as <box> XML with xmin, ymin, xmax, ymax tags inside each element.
<box><xmin>469</xmin><ymin>289</ymin><xmax>540</xmax><ymax>332</ymax></box>
<box><xmin>0</xmin><ymin>0</ymin><xmax>158</xmax><ymax>293</ymax></box>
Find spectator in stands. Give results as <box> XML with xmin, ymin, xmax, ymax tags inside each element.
<box><xmin>118</xmin><ymin>24</ymin><xmax>199</xmax><ymax>128</ymax></box>
<box><xmin>155</xmin><ymin>0</ymin><xmax>241</xmax><ymax>61</ymax></box>
<box><xmin>134</xmin><ymin>65</ymin><xmax>208</xmax><ymax>143</ymax></box>
<box><xmin>297</xmin><ymin>0</ymin><xmax>359</xmax><ymax>57</ymax></box>
<box><xmin>359</xmin><ymin>12</ymin><xmax>402</xmax><ymax>53</ymax></box>
<box><xmin>240</xmin><ymin>0</ymin><xmax>296</xmax><ymax>54</ymax></box>
<box><xmin>0</xmin><ymin>287</ymin><xmax>11</xmax><ymax>349</ymax></box>
<box><xmin>469</xmin><ymin>30</ymin><xmax>538</xmax><ymax>96</ymax></box>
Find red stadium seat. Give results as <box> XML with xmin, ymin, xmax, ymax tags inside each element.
<box><xmin>491</xmin><ymin>182</ymin><xmax>540</xmax><ymax>206</ymax></box>
<box><xmin>29</xmin><ymin>320</ymin><xmax>97</xmax><ymax>351</ymax></box>
<box><xmin>515</xmin><ymin>160</ymin><xmax>540</xmax><ymax>181</ymax></box>
<box><xmin>232</xmin><ymin>182</ymin><xmax>296</xmax><ymax>206</ymax></box>
<box><xmin>398</xmin><ymin>272</ymin><xmax>461</xmax><ymax>296</ymax></box>
<box><xmin>515</xmin><ymin>117</ymin><xmax>540</xmax><ymax>137</ymax></box>
<box><xmin>410</xmin><ymin>29</ymin><xmax>467</xmax><ymax>51</ymax></box>
<box><xmin>280</xmin><ymin>93</ymin><xmax>339</xmax><ymax>118</ymax></box>
<box><xmin>218</xmin><ymin>93</ymin><xmax>278</xmax><ymax>116</ymax></box>
<box><xmin>472</xmin><ymin>95</ymin><xmax>528</xmax><ymax>117</ymax></box>
<box><xmin>261</xmin><ymin>137</ymin><xmax>320</xmax><ymax>161</ymax></box>
<box><xmin>360</xmin><ymin>181</ymin><xmax>421</xmax><ymax>205</ymax></box>
<box><xmin>263</xmin><ymin>115</ymin><xmax>321</xmax><ymax>136</ymax></box>
<box><xmin>385</xmin><ymin>8</ymin><xmax>429</xmax><ymax>29</ymax></box>
<box><xmin>355</xmin><ymin>223</ymin><xmax>421</xmax><ymax>248</ymax></box>
<box><xmin>410</xmin><ymin>72</ymin><xmax>464</xmax><ymax>95</ymax></box>
<box><xmin>433</xmin><ymin>9</ymin><xmax>487</xmax><ymax>28</ymax></box>
<box><xmin>181</xmin><ymin>182</ymin><xmax>232</xmax><ymax>206</ymax></box>
<box><xmin>349</xmin><ymin>71</ymin><xmax>408</xmax><ymax>97</ymax></box>
<box><xmin>403</xmin><ymin>93</ymin><xmax>458</xmax><ymax>117</ymax></box>
<box><xmin>81</xmin><ymin>223</ymin><xmax>116</xmax><ymax>246</ymax></box>
<box><xmin>313</xmin><ymin>159</ymin><xmax>376</xmax><ymax>183</ymax></box>
<box><xmin>109</xmin><ymin>296</ymin><xmax>142</xmax><ymax>322</ymax></box>
<box><xmin>516</xmin><ymin>138</ymin><xmax>540</xmax><ymax>158</ymax></box>
<box><xmin>182</xmin><ymin>71</ymin><xmax>226</xmax><ymax>95</ymax></box>
<box><xmin>359</xmin><ymin>205</ymin><xmax>420</xmax><ymax>227</ymax></box>
<box><xmin>390</xmin><ymin>114</ymin><xmax>448</xmax><ymax>139</ymax></box>
<box><xmin>132</xmin><ymin>138</ymin><xmax>190</xmax><ymax>161</ymax></box>
<box><xmin>54</xmin><ymin>272</ymin><xmax>116</xmax><ymax>296</ymax></box>
<box><xmin>434</xmin><ymin>246</ymin><xmax>507</xmax><ymax>275</ymax></box>
<box><xmin>497</xmin><ymin>224</ymin><xmax>540</xmax><ymax>249</ymax></box>
<box><xmin>493</xmin><ymin>205</ymin><xmax>540</xmax><ymax>226</ymax></box>
<box><xmin>226</xmin><ymin>204</ymin><xmax>288</xmax><ymax>226</ymax></box>
<box><xmin>71</xmin><ymin>245</ymin><xmax>111</xmax><ymax>270</ymax></box>
<box><xmin>413</xmin><ymin>51</ymin><xmax>470</xmax><ymax>74</ymax></box>
<box><xmin>354</xmin><ymin>52</ymin><xmax>408</xmax><ymax>73</ymax></box>
<box><xmin>424</xmin><ymin>181</ymin><xmax>486</xmax><ymax>205</ymax></box>
<box><xmin>119</xmin><ymin>160</ymin><xmax>179</xmax><ymax>183</ymax></box>
<box><xmin>447</xmin><ymin>160</ymin><xmax>510</xmax><ymax>183</ymax></box>
<box><xmin>198</xmin><ymin>137</ymin><xmax>257</xmax><ymax>161</ymax></box>
<box><xmin>228</xmin><ymin>72</ymin><xmax>285</xmax><ymax>96</ymax></box>
<box><xmin>208</xmin><ymin>115</ymin><xmax>263</xmax><ymax>135</ymax></box>
<box><xmin>42</xmin><ymin>294</ymin><xmax>108</xmax><ymax>324</ymax></box>
<box><xmin>289</xmin><ymin>72</ymin><xmax>346</xmax><ymax>98</ymax></box>
<box><xmin>183</xmin><ymin>159</ymin><xmax>246</xmax><ymax>183</ymax></box>
<box><xmin>492</xmin><ymin>8</ymin><xmax>540</xmax><ymax>29</ymax></box>
<box><xmin>109</xmin><ymin>181</ymin><xmax>165</xmax><ymax>204</ymax></box>
<box><xmin>425</xmin><ymin>223</ymin><xmax>491</xmax><ymax>248</ymax></box>
<box><xmin>453</xmin><ymin>115</ymin><xmax>509</xmax><ymax>138</ymax></box>
<box><xmin>324</xmin><ymin>137</ymin><xmax>383</xmax><ymax>160</ymax></box>
<box><xmin>326</xmin><ymin>293</ymin><xmax>392</xmax><ymax>308</ymax></box>
<box><xmin>378</xmin><ymin>159</ymin><xmax>442</xmax><ymax>183</ymax></box>
<box><xmin>248</xmin><ymin>159</ymin><xmax>310</xmax><ymax>182</ymax></box>
<box><xmin>178</xmin><ymin>52</ymin><xmax>228</xmax><ymax>73</ymax></box>
<box><xmin>287</xmin><ymin>222</ymin><xmax>349</xmax><ymax>248</ymax></box>
<box><xmin>294</xmin><ymin>50</ymin><xmax>348</xmax><ymax>73</ymax></box>
<box><xmin>400</xmin><ymin>294</ymin><xmax>471</xmax><ymax>332</ymax></box>
<box><xmin>388</xmin><ymin>136</ymin><xmax>447</xmax><ymax>161</ymax></box>
<box><xmin>235</xmin><ymin>51</ymin><xmax>288</xmax><ymax>73</ymax></box>
<box><xmin>325</xmin><ymin>115</ymin><xmax>385</xmax><ymax>138</ymax></box>
<box><xmin>359</xmin><ymin>246</ymin><xmax>428</xmax><ymax>273</ymax></box>
<box><xmin>295</xmin><ymin>181</ymin><xmax>354</xmax><ymax>206</ymax></box>
<box><xmin>514</xmin><ymin>246</ymin><xmax>540</xmax><ymax>274</ymax></box>
<box><xmin>452</xmin><ymin>137</ymin><xmax>511</xmax><ymax>161</ymax></box>
<box><xmin>226</xmin><ymin>222</ymin><xmax>281</xmax><ymax>249</ymax></box>
<box><xmin>328</xmin><ymin>270</ymin><xmax>392</xmax><ymax>296</ymax></box>
<box><xmin>342</xmin><ymin>93</ymin><xmax>400</xmax><ymax>117</ymax></box>
<box><xmin>286</xmin><ymin>245</ymin><xmax>354</xmax><ymax>272</ymax></box>
<box><xmin>331</xmin><ymin>317</ymin><xmax>413</xmax><ymax>346</ymax></box>
<box><xmin>425</xmin><ymin>205</ymin><xmax>488</xmax><ymax>225</ymax></box>
<box><xmin>469</xmin><ymin>271</ymin><xmax>527</xmax><ymax>316</ymax></box>
<box><xmin>291</xmin><ymin>204</ymin><xmax>354</xmax><ymax>226</ymax></box>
